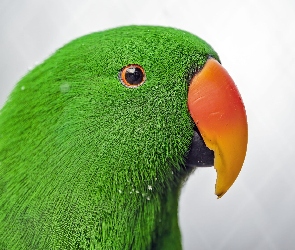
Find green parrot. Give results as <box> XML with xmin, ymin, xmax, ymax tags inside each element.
<box><xmin>0</xmin><ymin>26</ymin><xmax>247</xmax><ymax>249</ymax></box>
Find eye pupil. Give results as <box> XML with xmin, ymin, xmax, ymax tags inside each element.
<box><xmin>125</xmin><ymin>67</ymin><xmax>143</xmax><ymax>85</ymax></box>
<box><xmin>119</xmin><ymin>64</ymin><xmax>146</xmax><ymax>88</ymax></box>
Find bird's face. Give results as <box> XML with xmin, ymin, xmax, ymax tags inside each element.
<box><xmin>49</xmin><ymin>26</ymin><xmax>247</xmax><ymax>198</ymax></box>
<box><xmin>0</xmin><ymin>26</ymin><xmax>248</xmax><ymax>249</ymax></box>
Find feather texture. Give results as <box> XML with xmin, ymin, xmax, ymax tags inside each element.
<box><xmin>0</xmin><ymin>26</ymin><xmax>219</xmax><ymax>249</ymax></box>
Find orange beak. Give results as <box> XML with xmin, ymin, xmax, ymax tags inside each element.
<box><xmin>188</xmin><ymin>58</ymin><xmax>248</xmax><ymax>198</ymax></box>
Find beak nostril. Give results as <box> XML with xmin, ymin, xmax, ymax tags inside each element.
<box><xmin>187</xmin><ymin>56</ymin><xmax>220</xmax><ymax>87</ymax></box>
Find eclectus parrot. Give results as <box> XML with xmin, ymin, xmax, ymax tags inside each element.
<box><xmin>0</xmin><ymin>26</ymin><xmax>247</xmax><ymax>249</ymax></box>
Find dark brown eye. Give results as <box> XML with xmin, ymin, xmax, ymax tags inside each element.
<box><xmin>119</xmin><ymin>64</ymin><xmax>146</xmax><ymax>88</ymax></box>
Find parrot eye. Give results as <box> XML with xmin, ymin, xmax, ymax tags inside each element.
<box><xmin>119</xmin><ymin>64</ymin><xmax>146</xmax><ymax>88</ymax></box>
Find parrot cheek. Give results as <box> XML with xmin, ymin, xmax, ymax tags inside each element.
<box><xmin>187</xmin><ymin>58</ymin><xmax>248</xmax><ymax>198</ymax></box>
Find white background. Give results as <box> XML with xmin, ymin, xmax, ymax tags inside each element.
<box><xmin>1</xmin><ymin>1</ymin><xmax>295</xmax><ymax>249</ymax></box>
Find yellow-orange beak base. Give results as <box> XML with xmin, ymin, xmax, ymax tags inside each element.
<box><xmin>188</xmin><ymin>58</ymin><xmax>248</xmax><ymax>198</ymax></box>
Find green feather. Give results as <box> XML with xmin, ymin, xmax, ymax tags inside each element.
<box><xmin>0</xmin><ymin>25</ymin><xmax>219</xmax><ymax>249</ymax></box>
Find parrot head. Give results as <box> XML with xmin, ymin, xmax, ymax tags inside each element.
<box><xmin>55</xmin><ymin>25</ymin><xmax>246</xmax><ymax>197</ymax></box>
<box><xmin>0</xmin><ymin>26</ymin><xmax>247</xmax><ymax>248</ymax></box>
